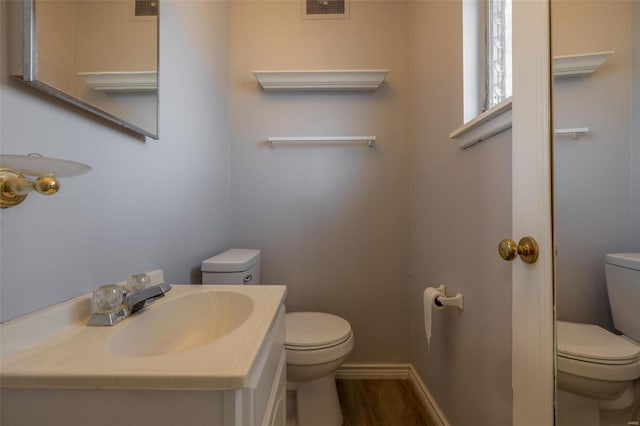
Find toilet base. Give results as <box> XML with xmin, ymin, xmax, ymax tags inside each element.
<box><xmin>289</xmin><ymin>376</ymin><xmax>343</xmax><ymax>426</ymax></box>
<box><xmin>557</xmin><ymin>390</ymin><xmax>600</xmax><ymax>426</ymax></box>
<box><xmin>558</xmin><ymin>389</ymin><xmax>640</xmax><ymax>426</ymax></box>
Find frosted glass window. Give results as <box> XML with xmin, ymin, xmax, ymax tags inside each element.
<box><xmin>486</xmin><ymin>0</ymin><xmax>512</xmax><ymax>109</ymax></box>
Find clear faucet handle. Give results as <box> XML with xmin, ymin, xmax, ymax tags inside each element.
<box><xmin>126</xmin><ymin>273</ymin><xmax>150</xmax><ymax>293</ymax></box>
<box><xmin>91</xmin><ymin>285</ymin><xmax>124</xmax><ymax>314</ymax></box>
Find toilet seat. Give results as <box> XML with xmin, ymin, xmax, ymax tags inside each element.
<box><xmin>558</xmin><ymin>354</ymin><xmax>640</xmax><ymax>382</ymax></box>
<box><xmin>285</xmin><ymin>312</ymin><xmax>354</xmax><ymax>366</ymax></box>
<box><xmin>557</xmin><ymin>321</ymin><xmax>640</xmax><ymax>364</ymax></box>
<box><xmin>286</xmin><ymin>333</ymin><xmax>355</xmax><ymax>366</ymax></box>
<box><xmin>285</xmin><ymin>312</ymin><xmax>352</xmax><ymax>348</ymax></box>
<box><xmin>557</xmin><ymin>321</ymin><xmax>640</xmax><ymax>382</ymax></box>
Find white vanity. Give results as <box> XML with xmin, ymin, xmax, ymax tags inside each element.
<box><xmin>0</xmin><ymin>284</ymin><xmax>287</xmax><ymax>426</ymax></box>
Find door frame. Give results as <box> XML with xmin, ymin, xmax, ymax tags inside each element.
<box><xmin>511</xmin><ymin>0</ymin><xmax>555</xmax><ymax>424</ymax></box>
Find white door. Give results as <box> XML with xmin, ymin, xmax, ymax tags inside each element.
<box><xmin>511</xmin><ymin>0</ymin><xmax>555</xmax><ymax>425</ymax></box>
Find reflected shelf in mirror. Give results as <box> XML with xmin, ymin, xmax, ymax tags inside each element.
<box><xmin>553</xmin><ymin>51</ymin><xmax>614</xmax><ymax>79</ymax></box>
<box><xmin>554</xmin><ymin>128</ymin><xmax>589</xmax><ymax>140</ymax></box>
<box><xmin>78</xmin><ymin>71</ymin><xmax>158</xmax><ymax>93</ymax></box>
<box><xmin>7</xmin><ymin>0</ymin><xmax>159</xmax><ymax>139</ymax></box>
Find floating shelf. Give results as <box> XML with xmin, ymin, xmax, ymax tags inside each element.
<box><xmin>553</xmin><ymin>51</ymin><xmax>614</xmax><ymax>78</ymax></box>
<box><xmin>78</xmin><ymin>71</ymin><xmax>157</xmax><ymax>93</ymax></box>
<box><xmin>253</xmin><ymin>69</ymin><xmax>389</xmax><ymax>92</ymax></box>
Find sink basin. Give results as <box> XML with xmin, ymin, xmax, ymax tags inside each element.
<box><xmin>108</xmin><ymin>290</ymin><xmax>254</xmax><ymax>357</ymax></box>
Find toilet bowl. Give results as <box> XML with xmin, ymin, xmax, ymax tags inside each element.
<box><xmin>556</xmin><ymin>322</ymin><xmax>640</xmax><ymax>426</ymax></box>
<box><xmin>556</xmin><ymin>253</ymin><xmax>640</xmax><ymax>426</ymax></box>
<box><xmin>285</xmin><ymin>312</ymin><xmax>354</xmax><ymax>426</ymax></box>
<box><xmin>201</xmin><ymin>249</ymin><xmax>354</xmax><ymax>426</ymax></box>
<box><xmin>557</xmin><ymin>321</ymin><xmax>640</xmax><ymax>400</ymax></box>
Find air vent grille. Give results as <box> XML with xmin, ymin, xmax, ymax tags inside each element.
<box><xmin>135</xmin><ymin>0</ymin><xmax>158</xmax><ymax>17</ymax></box>
<box><xmin>306</xmin><ymin>0</ymin><xmax>345</xmax><ymax>15</ymax></box>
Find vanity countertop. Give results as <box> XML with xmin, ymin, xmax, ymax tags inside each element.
<box><xmin>0</xmin><ymin>284</ymin><xmax>287</xmax><ymax>391</ymax></box>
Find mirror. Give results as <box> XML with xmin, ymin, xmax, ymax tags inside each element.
<box><xmin>10</xmin><ymin>0</ymin><xmax>158</xmax><ymax>138</ymax></box>
<box><xmin>552</xmin><ymin>0</ymin><xmax>639</xmax><ymax>425</ymax></box>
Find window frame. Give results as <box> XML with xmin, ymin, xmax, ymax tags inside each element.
<box><xmin>451</xmin><ymin>0</ymin><xmax>512</xmax><ymax>149</ymax></box>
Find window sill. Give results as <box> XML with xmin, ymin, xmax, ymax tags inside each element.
<box><xmin>449</xmin><ymin>97</ymin><xmax>512</xmax><ymax>149</ymax></box>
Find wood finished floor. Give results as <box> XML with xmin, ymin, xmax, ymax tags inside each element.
<box><xmin>336</xmin><ymin>379</ymin><xmax>437</xmax><ymax>426</ymax></box>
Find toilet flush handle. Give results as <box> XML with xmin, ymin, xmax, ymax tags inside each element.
<box><xmin>498</xmin><ymin>236</ymin><xmax>540</xmax><ymax>264</ymax></box>
<box><xmin>243</xmin><ymin>274</ymin><xmax>253</xmax><ymax>284</ymax></box>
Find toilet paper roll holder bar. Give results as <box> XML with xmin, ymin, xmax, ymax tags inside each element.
<box><xmin>434</xmin><ymin>285</ymin><xmax>464</xmax><ymax>311</ymax></box>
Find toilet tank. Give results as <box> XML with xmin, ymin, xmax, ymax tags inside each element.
<box><xmin>605</xmin><ymin>253</ymin><xmax>640</xmax><ymax>342</ymax></box>
<box><xmin>201</xmin><ymin>249</ymin><xmax>261</xmax><ymax>285</ymax></box>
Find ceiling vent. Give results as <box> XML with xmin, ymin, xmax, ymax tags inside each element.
<box><xmin>303</xmin><ymin>0</ymin><xmax>349</xmax><ymax>19</ymax></box>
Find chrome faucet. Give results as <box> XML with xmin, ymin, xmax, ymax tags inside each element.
<box><xmin>87</xmin><ymin>283</ymin><xmax>172</xmax><ymax>326</ymax></box>
<box><xmin>124</xmin><ymin>283</ymin><xmax>172</xmax><ymax>314</ymax></box>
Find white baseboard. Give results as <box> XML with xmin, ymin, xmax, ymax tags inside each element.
<box><xmin>336</xmin><ymin>363</ymin><xmax>450</xmax><ymax>426</ymax></box>
<box><xmin>407</xmin><ymin>364</ymin><xmax>450</xmax><ymax>426</ymax></box>
<box><xmin>336</xmin><ymin>363</ymin><xmax>410</xmax><ymax>380</ymax></box>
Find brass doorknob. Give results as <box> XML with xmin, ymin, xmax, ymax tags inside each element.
<box><xmin>498</xmin><ymin>236</ymin><xmax>539</xmax><ymax>264</ymax></box>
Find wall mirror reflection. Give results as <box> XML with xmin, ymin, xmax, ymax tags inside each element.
<box><xmin>552</xmin><ymin>1</ymin><xmax>640</xmax><ymax>425</ymax></box>
<box><xmin>11</xmin><ymin>0</ymin><xmax>158</xmax><ymax>138</ymax></box>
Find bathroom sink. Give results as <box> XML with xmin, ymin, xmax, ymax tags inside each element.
<box><xmin>0</xmin><ymin>283</ymin><xmax>287</xmax><ymax>426</ymax></box>
<box><xmin>0</xmin><ymin>284</ymin><xmax>286</xmax><ymax>390</ymax></box>
<box><xmin>108</xmin><ymin>290</ymin><xmax>254</xmax><ymax>356</ymax></box>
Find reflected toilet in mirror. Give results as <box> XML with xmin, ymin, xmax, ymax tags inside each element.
<box><xmin>556</xmin><ymin>254</ymin><xmax>640</xmax><ymax>426</ymax></box>
<box><xmin>552</xmin><ymin>0</ymin><xmax>640</xmax><ymax>425</ymax></box>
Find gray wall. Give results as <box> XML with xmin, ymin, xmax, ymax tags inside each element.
<box><xmin>227</xmin><ymin>1</ymin><xmax>411</xmax><ymax>363</ymax></box>
<box><xmin>408</xmin><ymin>2</ymin><xmax>513</xmax><ymax>424</ymax></box>
<box><xmin>632</xmin><ymin>1</ymin><xmax>640</xmax><ymax>252</ymax></box>
<box><xmin>552</xmin><ymin>0</ymin><xmax>634</xmax><ymax>329</ymax></box>
<box><xmin>0</xmin><ymin>0</ymin><xmax>231</xmax><ymax>322</ymax></box>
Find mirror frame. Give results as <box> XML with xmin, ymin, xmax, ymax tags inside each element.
<box><xmin>10</xmin><ymin>0</ymin><xmax>159</xmax><ymax>139</ymax></box>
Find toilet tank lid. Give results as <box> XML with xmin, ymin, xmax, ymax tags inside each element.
<box><xmin>201</xmin><ymin>249</ymin><xmax>260</xmax><ymax>272</ymax></box>
<box><xmin>606</xmin><ymin>253</ymin><xmax>640</xmax><ymax>271</ymax></box>
<box><xmin>557</xmin><ymin>321</ymin><xmax>640</xmax><ymax>363</ymax></box>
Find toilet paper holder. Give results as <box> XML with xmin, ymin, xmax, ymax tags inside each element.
<box><xmin>434</xmin><ymin>285</ymin><xmax>464</xmax><ymax>311</ymax></box>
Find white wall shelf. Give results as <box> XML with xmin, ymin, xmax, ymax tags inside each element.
<box><xmin>267</xmin><ymin>136</ymin><xmax>376</xmax><ymax>147</ymax></box>
<box><xmin>78</xmin><ymin>71</ymin><xmax>157</xmax><ymax>93</ymax></box>
<box><xmin>553</xmin><ymin>51</ymin><xmax>614</xmax><ymax>78</ymax></box>
<box><xmin>253</xmin><ymin>70</ymin><xmax>389</xmax><ymax>92</ymax></box>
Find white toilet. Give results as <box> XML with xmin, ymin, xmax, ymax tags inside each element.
<box><xmin>202</xmin><ymin>249</ymin><xmax>354</xmax><ymax>426</ymax></box>
<box><xmin>557</xmin><ymin>253</ymin><xmax>640</xmax><ymax>426</ymax></box>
